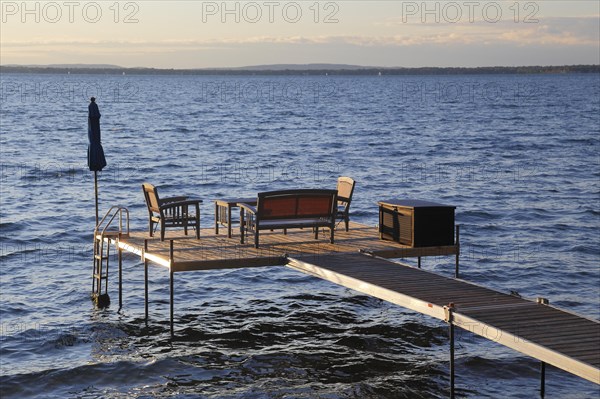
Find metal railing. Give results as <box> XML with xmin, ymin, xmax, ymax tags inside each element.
<box><xmin>92</xmin><ymin>206</ymin><xmax>129</xmax><ymax>307</ymax></box>
<box><xmin>94</xmin><ymin>206</ymin><xmax>130</xmax><ymax>238</ymax></box>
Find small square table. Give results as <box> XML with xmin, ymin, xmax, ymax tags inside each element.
<box><xmin>214</xmin><ymin>197</ymin><xmax>257</xmax><ymax>238</ymax></box>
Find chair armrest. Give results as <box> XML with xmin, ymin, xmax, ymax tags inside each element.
<box><xmin>159</xmin><ymin>199</ymin><xmax>202</xmax><ymax>211</ymax></box>
<box><xmin>238</xmin><ymin>203</ymin><xmax>257</xmax><ymax>214</ymax></box>
<box><xmin>160</xmin><ymin>196</ymin><xmax>189</xmax><ymax>205</ymax></box>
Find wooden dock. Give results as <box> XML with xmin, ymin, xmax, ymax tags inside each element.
<box><xmin>99</xmin><ymin>221</ymin><xmax>599</xmax><ymax>395</ymax></box>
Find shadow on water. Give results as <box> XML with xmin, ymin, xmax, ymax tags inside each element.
<box><xmin>2</xmin><ymin>306</ymin><xmax>454</xmax><ymax>399</ymax></box>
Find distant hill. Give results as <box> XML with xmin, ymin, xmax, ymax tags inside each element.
<box><xmin>1</xmin><ymin>64</ymin><xmax>598</xmax><ymax>75</ymax></box>
<box><xmin>226</xmin><ymin>63</ymin><xmax>377</xmax><ymax>71</ymax></box>
<box><xmin>4</xmin><ymin>63</ymin><xmax>123</xmax><ymax>69</ymax></box>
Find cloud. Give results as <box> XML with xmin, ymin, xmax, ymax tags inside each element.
<box><xmin>1</xmin><ymin>32</ymin><xmax>596</xmax><ymax>50</ymax></box>
<box><xmin>3</xmin><ymin>14</ymin><xmax>598</xmax><ymax>50</ymax></box>
<box><xmin>2</xmin><ymin>15</ymin><xmax>597</xmax><ymax>65</ymax></box>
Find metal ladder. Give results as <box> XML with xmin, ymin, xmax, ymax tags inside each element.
<box><xmin>92</xmin><ymin>206</ymin><xmax>129</xmax><ymax>307</ymax></box>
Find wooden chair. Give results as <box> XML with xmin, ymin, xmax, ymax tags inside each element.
<box><xmin>336</xmin><ymin>176</ymin><xmax>355</xmax><ymax>231</ymax></box>
<box><xmin>142</xmin><ymin>183</ymin><xmax>202</xmax><ymax>241</ymax></box>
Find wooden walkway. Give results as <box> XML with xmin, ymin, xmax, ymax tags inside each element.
<box><xmin>288</xmin><ymin>253</ymin><xmax>600</xmax><ymax>385</ymax></box>
<box><xmin>101</xmin><ymin>222</ymin><xmax>599</xmax><ymax>389</ymax></box>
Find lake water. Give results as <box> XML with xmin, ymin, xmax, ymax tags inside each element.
<box><xmin>0</xmin><ymin>72</ymin><xmax>599</xmax><ymax>398</ymax></box>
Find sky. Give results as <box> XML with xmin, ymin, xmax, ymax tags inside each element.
<box><xmin>1</xmin><ymin>0</ymin><xmax>599</xmax><ymax>68</ymax></box>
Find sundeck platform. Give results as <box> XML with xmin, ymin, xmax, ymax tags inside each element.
<box><xmin>112</xmin><ymin>222</ymin><xmax>458</xmax><ymax>272</ymax></box>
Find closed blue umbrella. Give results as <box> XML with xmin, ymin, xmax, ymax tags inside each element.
<box><xmin>87</xmin><ymin>97</ymin><xmax>106</xmax><ymax>225</ymax></box>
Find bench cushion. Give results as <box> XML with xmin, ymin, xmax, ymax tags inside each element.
<box><xmin>258</xmin><ymin>218</ymin><xmax>332</xmax><ymax>230</ymax></box>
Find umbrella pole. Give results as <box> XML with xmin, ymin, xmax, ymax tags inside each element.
<box><xmin>94</xmin><ymin>170</ymin><xmax>99</xmax><ymax>227</ymax></box>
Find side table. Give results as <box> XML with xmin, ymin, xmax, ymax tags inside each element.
<box><xmin>214</xmin><ymin>197</ymin><xmax>256</xmax><ymax>238</ymax></box>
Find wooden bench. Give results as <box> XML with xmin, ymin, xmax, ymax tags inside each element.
<box><xmin>239</xmin><ymin>189</ymin><xmax>338</xmax><ymax>248</ymax></box>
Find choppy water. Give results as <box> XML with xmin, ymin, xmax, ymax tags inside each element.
<box><xmin>0</xmin><ymin>72</ymin><xmax>599</xmax><ymax>398</ymax></box>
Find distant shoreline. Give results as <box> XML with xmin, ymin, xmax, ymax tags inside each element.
<box><xmin>1</xmin><ymin>65</ymin><xmax>598</xmax><ymax>76</ymax></box>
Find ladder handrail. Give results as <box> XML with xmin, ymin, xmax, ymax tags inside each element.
<box><xmin>92</xmin><ymin>206</ymin><xmax>128</xmax><ymax>307</ymax></box>
<box><xmin>94</xmin><ymin>206</ymin><xmax>130</xmax><ymax>237</ymax></box>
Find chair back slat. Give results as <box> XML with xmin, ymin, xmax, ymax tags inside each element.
<box><xmin>142</xmin><ymin>183</ymin><xmax>161</xmax><ymax>213</ymax></box>
<box><xmin>336</xmin><ymin>177</ymin><xmax>355</xmax><ymax>206</ymax></box>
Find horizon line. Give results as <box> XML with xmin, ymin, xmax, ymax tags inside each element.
<box><xmin>2</xmin><ymin>63</ymin><xmax>600</xmax><ymax>71</ymax></box>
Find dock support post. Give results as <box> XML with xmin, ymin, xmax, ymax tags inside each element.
<box><xmin>455</xmin><ymin>225</ymin><xmax>460</xmax><ymax>278</ymax></box>
<box><xmin>445</xmin><ymin>303</ymin><xmax>456</xmax><ymax>399</ymax></box>
<box><xmin>170</xmin><ymin>270</ymin><xmax>174</xmax><ymax>339</ymax></box>
<box><xmin>418</xmin><ymin>256</ymin><xmax>421</xmax><ymax>268</ymax></box>
<box><xmin>535</xmin><ymin>297</ymin><xmax>548</xmax><ymax>398</ymax></box>
<box><xmin>540</xmin><ymin>361</ymin><xmax>545</xmax><ymax>398</ymax></box>
<box><xmin>118</xmin><ymin>234</ymin><xmax>123</xmax><ymax>310</ymax></box>
<box><xmin>450</xmin><ymin>322</ymin><xmax>455</xmax><ymax>398</ymax></box>
<box><xmin>214</xmin><ymin>202</ymin><xmax>219</xmax><ymax>235</ymax></box>
<box><xmin>169</xmin><ymin>240</ymin><xmax>174</xmax><ymax>339</ymax></box>
<box><xmin>144</xmin><ymin>239</ymin><xmax>148</xmax><ymax>322</ymax></box>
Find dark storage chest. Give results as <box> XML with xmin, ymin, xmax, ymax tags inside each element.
<box><xmin>378</xmin><ymin>199</ymin><xmax>456</xmax><ymax>247</ymax></box>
